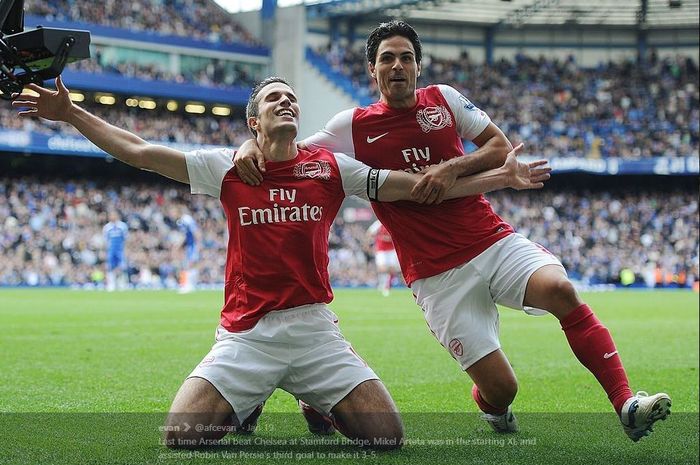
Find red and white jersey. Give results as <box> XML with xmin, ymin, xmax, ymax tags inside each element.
<box><xmin>368</xmin><ymin>220</ymin><xmax>395</xmax><ymax>252</ymax></box>
<box><xmin>186</xmin><ymin>147</ymin><xmax>389</xmax><ymax>332</ymax></box>
<box><xmin>304</xmin><ymin>84</ymin><xmax>514</xmax><ymax>285</ymax></box>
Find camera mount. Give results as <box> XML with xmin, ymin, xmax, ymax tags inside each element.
<box><xmin>0</xmin><ymin>0</ymin><xmax>90</xmax><ymax>99</ymax></box>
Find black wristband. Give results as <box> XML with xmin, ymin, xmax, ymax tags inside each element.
<box><xmin>367</xmin><ymin>169</ymin><xmax>380</xmax><ymax>201</ymax></box>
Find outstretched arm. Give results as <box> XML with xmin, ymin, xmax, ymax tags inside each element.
<box><xmin>377</xmin><ymin>144</ymin><xmax>549</xmax><ymax>202</ymax></box>
<box><xmin>13</xmin><ymin>77</ymin><xmax>189</xmax><ymax>184</ymax></box>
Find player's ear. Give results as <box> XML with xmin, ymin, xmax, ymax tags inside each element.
<box><xmin>417</xmin><ymin>61</ymin><xmax>421</xmax><ymax>77</ymax></box>
<box><xmin>247</xmin><ymin>116</ymin><xmax>259</xmax><ymax>133</ymax></box>
<box><xmin>368</xmin><ymin>62</ymin><xmax>376</xmax><ymax>79</ymax></box>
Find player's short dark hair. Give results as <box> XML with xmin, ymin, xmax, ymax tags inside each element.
<box><xmin>366</xmin><ymin>20</ymin><xmax>422</xmax><ymax>66</ymax></box>
<box><xmin>246</xmin><ymin>76</ymin><xmax>292</xmax><ymax>137</ymax></box>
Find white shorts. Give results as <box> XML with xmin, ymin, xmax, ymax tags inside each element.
<box><xmin>187</xmin><ymin>304</ymin><xmax>378</xmax><ymax>424</ymax></box>
<box><xmin>375</xmin><ymin>250</ymin><xmax>400</xmax><ymax>270</ymax></box>
<box><xmin>411</xmin><ymin>233</ymin><xmax>564</xmax><ymax>370</ymax></box>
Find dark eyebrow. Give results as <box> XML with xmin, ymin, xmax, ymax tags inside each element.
<box><xmin>379</xmin><ymin>51</ymin><xmax>414</xmax><ymax>58</ymax></box>
<box><xmin>264</xmin><ymin>90</ymin><xmax>297</xmax><ymax>101</ymax></box>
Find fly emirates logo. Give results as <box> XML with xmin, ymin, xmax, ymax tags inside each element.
<box><xmin>238</xmin><ymin>188</ymin><xmax>323</xmax><ymax>226</ymax></box>
<box><xmin>401</xmin><ymin>146</ymin><xmax>445</xmax><ymax>173</ymax></box>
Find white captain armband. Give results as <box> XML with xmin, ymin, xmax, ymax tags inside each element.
<box><xmin>367</xmin><ymin>169</ymin><xmax>381</xmax><ymax>201</ymax></box>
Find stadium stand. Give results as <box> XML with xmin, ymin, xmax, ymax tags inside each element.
<box><xmin>24</xmin><ymin>0</ymin><xmax>262</xmax><ymax>46</ymax></box>
<box><xmin>315</xmin><ymin>44</ymin><xmax>699</xmax><ymax>159</ymax></box>
<box><xmin>0</xmin><ymin>178</ymin><xmax>226</xmax><ymax>288</ymax></box>
<box><xmin>0</xmin><ymin>174</ymin><xmax>696</xmax><ymax>290</ymax></box>
<box><xmin>68</xmin><ymin>51</ymin><xmax>261</xmax><ymax>89</ymax></box>
<box><xmin>3</xmin><ymin>52</ymin><xmax>696</xmax><ymax>159</ymax></box>
<box><xmin>0</xmin><ymin>100</ymin><xmax>252</xmax><ymax>146</ymax></box>
<box><xmin>1</xmin><ymin>0</ymin><xmax>697</xmax><ymax>294</ymax></box>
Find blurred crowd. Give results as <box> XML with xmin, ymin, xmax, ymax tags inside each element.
<box><xmin>490</xmin><ymin>189</ymin><xmax>698</xmax><ymax>288</ymax></box>
<box><xmin>1</xmin><ymin>177</ymin><xmax>697</xmax><ymax>290</ymax></box>
<box><xmin>0</xmin><ymin>100</ymin><xmax>252</xmax><ymax>148</ymax></box>
<box><xmin>0</xmin><ymin>179</ymin><xmax>225</xmax><ymax>288</ymax></box>
<box><xmin>3</xmin><ymin>50</ymin><xmax>695</xmax><ymax>160</ymax></box>
<box><xmin>25</xmin><ymin>0</ymin><xmax>262</xmax><ymax>46</ymax></box>
<box><xmin>323</xmin><ymin>44</ymin><xmax>699</xmax><ymax>159</ymax></box>
<box><xmin>68</xmin><ymin>50</ymin><xmax>262</xmax><ymax>89</ymax></box>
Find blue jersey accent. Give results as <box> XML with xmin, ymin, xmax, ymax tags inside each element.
<box><xmin>103</xmin><ymin>221</ymin><xmax>128</xmax><ymax>270</ymax></box>
<box><xmin>178</xmin><ymin>214</ymin><xmax>199</xmax><ymax>264</ymax></box>
<box><xmin>178</xmin><ymin>214</ymin><xmax>197</xmax><ymax>248</ymax></box>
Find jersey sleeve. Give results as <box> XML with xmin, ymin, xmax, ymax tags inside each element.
<box><xmin>302</xmin><ymin>109</ymin><xmax>356</xmax><ymax>157</ymax></box>
<box><xmin>438</xmin><ymin>84</ymin><xmax>491</xmax><ymax>140</ymax></box>
<box><xmin>334</xmin><ymin>152</ymin><xmax>389</xmax><ymax>200</ymax></box>
<box><xmin>185</xmin><ymin>148</ymin><xmax>235</xmax><ymax>198</ymax></box>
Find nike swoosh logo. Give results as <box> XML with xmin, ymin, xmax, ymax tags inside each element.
<box><xmin>603</xmin><ymin>351</ymin><xmax>618</xmax><ymax>359</ymax></box>
<box><xmin>367</xmin><ymin>132</ymin><xmax>389</xmax><ymax>144</ymax></box>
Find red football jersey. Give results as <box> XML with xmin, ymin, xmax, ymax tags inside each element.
<box><xmin>304</xmin><ymin>85</ymin><xmax>514</xmax><ymax>284</ymax></box>
<box><xmin>186</xmin><ymin>147</ymin><xmax>388</xmax><ymax>332</ymax></box>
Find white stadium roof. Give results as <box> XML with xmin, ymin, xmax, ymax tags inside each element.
<box><xmin>308</xmin><ymin>0</ymin><xmax>700</xmax><ymax>27</ymax></box>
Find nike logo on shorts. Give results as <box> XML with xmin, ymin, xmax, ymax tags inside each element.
<box><xmin>603</xmin><ymin>351</ymin><xmax>618</xmax><ymax>359</ymax></box>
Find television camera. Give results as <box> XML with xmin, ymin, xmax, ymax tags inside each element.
<box><xmin>0</xmin><ymin>0</ymin><xmax>90</xmax><ymax>99</ymax></box>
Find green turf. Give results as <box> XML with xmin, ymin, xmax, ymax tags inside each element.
<box><xmin>0</xmin><ymin>289</ymin><xmax>698</xmax><ymax>464</ymax></box>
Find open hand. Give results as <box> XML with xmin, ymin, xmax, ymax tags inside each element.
<box><xmin>12</xmin><ymin>76</ymin><xmax>73</xmax><ymax>122</ymax></box>
<box><xmin>503</xmin><ymin>143</ymin><xmax>551</xmax><ymax>190</ymax></box>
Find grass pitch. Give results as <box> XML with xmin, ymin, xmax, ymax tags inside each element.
<box><xmin>0</xmin><ymin>289</ymin><xmax>698</xmax><ymax>464</ymax></box>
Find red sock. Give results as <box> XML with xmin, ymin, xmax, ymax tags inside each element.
<box><xmin>560</xmin><ymin>304</ymin><xmax>633</xmax><ymax>414</ymax></box>
<box><xmin>471</xmin><ymin>384</ymin><xmax>507</xmax><ymax>415</ymax></box>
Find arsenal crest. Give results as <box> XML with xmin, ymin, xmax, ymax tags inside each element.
<box><xmin>416</xmin><ymin>105</ymin><xmax>453</xmax><ymax>133</ymax></box>
<box><xmin>448</xmin><ymin>338</ymin><xmax>463</xmax><ymax>357</ymax></box>
<box><xmin>293</xmin><ymin>160</ymin><xmax>332</xmax><ymax>180</ymax></box>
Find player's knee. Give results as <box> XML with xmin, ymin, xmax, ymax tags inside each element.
<box><xmin>162</xmin><ymin>414</ymin><xmax>227</xmax><ymax>449</ymax></box>
<box><xmin>549</xmin><ymin>278</ymin><xmax>579</xmax><ymax>305</ymax></box>
<box><xmin>502</xmin><ymin>379</ymin><xmax>518</xmax><ymax>406</ymax></box>
<box><xmin>163</xmin><ymin>426</ymin><xmax>189</xmax><ymax>449</ymax></box>
<box><xmin>368</xmin><ymin>417</ymin><xmax>404</xmax><ymax>451</ymax></box>
<box><xmin>489</xmin><ymin>379</ymin><xmax>518</xmax><ymax>409</ymax></box>
<box><xmin>558</xmin><ymin>278</ymin><xmax>577</xmax><ymax>296</ymax></box>
<box><xmin>163</xmin><ymin>415</ymin><xmax>193</xmax><ymax>449</ymax></box>
<box><xmin>340</xmin><ymin>412</ymin><xmax>404</xmax><ymax>450</ymax></box>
